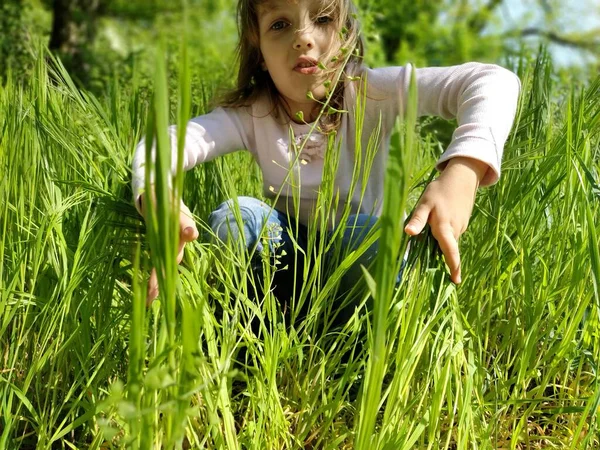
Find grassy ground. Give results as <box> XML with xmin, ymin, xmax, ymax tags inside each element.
<box><xmin>1</xmin><ymin>47</ymin><xmax>600</xmax><ymax>449</ymax></box>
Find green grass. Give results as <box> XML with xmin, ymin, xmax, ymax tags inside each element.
<box><xmin>1</xmin><ymin>44</ymin><xmax>600</xmax><ymax>449</ymax></box>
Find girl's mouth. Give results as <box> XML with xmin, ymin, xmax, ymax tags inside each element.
<box><xmin>294</xmin><ymin>65</ymin><xmax>318</xmax><ymax>75</ymax></box>
<box><xmin>294</xmin><ymin>57</ymin><xmax>319</xmax><ymax>75</ymax></box>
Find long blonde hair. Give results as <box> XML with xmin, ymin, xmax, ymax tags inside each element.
<box><xmin>215</xmin><ymin>0</ymin><xmax>365</xmax><ymax>133</ymax></box>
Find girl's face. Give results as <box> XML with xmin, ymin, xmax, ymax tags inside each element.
<box><xmin>257</xmin><ymin>0</ymin><xmax>339</xmax><ymax>122</ymax></box>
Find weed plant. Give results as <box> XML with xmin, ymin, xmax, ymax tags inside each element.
<box><xmin>1</xmin><ymin>40</ymin><xmax>599</xmax><ymax>449</ymax></box>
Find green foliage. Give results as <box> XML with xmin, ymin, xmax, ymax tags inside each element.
<box><xmin>358</xmin><ymin>0</ymin><xmax>505</xmax><ymax>67</ymax></box>
<box><xmin>0</xmin><ymin>0</ymin><xmax>34</xmax><ymax>81</ymax></box>
<box><xmin>84</xmin><ymin>4</ymin><xmax>237</xmax><ymax>108</ymax></box>
<box><xmin>1</xmin><ymin>0</ymin><xmax>600</xmax><ymax>447</ymax></box>
<box><xmin>1</xmin><ymin>44</ymin><xmax>600</xmax><ymax>448</ymax></box>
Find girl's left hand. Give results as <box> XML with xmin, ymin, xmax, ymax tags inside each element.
<box><xmin>404</xmin><ymin>157</ymin><xmax>489</xmax><ymax>284</ymax></box>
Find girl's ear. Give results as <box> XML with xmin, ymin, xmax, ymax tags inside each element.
<box><xmin>261</xmin><ymin>61</ymin><xmax>268</xmax><ymax>71</ymax></box>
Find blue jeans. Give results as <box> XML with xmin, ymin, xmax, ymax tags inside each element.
<box><xmin>207</xmin><ymin>197</ymin><xmax>380</xmax><ymax>303</ymax></box>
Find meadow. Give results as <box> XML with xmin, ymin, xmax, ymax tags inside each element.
<box><xmin>1</xmin><ymin>41</ymin><xmax>600</xmax><ymax>449</ymax></box>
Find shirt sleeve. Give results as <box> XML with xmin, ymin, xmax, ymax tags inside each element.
<box><xmin>402</xmin><ymin>62</ymin><xmax>521</xmax><ymax>186</ymax></box>
<box><xmin>131</xmin><ymin>106</ymin><xmax>251</xmax><ymax>213</ymax></box>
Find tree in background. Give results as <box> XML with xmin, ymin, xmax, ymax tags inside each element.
<box><xmin>359</xmin><ymin>0</ymin><xmax>507</xmax><ymax>66</ymax></box>
<box><xmin>360</xmin><ymin>0</ymin><xmax>599</xmax><ymax>68</ymax></box>
<box><xmin>48</xmin><ymin>0</ymin><xmax>107</xmax><ymax>81</ymax></box>
<box><xmin>503</xmin><ymin>0</ymin><xmax>600</xmax><ymax>68</ymax></box>
<box><xmin>0</xmin><ymin>0</ymin><xmax>32</xmax><ymax>81</ymax></box>
<box><xmin>0</xmin><ymin>0</ymin><xmax>598</xmax><ymax>87</ymax></box>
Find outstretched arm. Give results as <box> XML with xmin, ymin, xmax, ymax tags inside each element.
<box><xmin>132</xmin><ymin>107</ymin><xmax>251</xmax><ymax>304</ymax></box>
<box><xmin>400</xmin><ymin>63</ymin><xmax>520</xmax><ymax>283</ymax></box>
<box><xmin>404</xmin><ymin>156</ymin><xmax>488</xmax><ymax>284</ymax></box>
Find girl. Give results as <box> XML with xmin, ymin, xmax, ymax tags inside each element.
<box><xmin>132</xmin><ymin>0</ymin><xmax>520</xmax><ymax>305</ymax></box>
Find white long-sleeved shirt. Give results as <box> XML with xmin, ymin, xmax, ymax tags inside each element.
<box><xmin>132</xmin><ymin>62</ymin><xmax>520</xmax><ymax>225</ymax></box>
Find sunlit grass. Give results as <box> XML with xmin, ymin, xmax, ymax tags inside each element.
<box><xmin>1</xmin><ymin>44</ymin><xmax>599</xmax><ymax>449</ymax></box>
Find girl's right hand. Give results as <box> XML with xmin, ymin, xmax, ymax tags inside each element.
<box><xmin>141</xmin><ymin>194</ymin><xmax>199</xmax><ymax>306</ymax></box>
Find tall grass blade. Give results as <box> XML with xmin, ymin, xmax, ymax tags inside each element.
<box><xmin>355</xmin><ymin>68</ymin><xmax>418</xmax><ymax>448</ymax></box>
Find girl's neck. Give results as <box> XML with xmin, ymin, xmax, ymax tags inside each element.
<box><xmin>270</xmin><ymin>93</ymin><xmax>320</xmax><ymax>125</ymax></box>
<box><xmin>283</xmin><ymin>103</ymin><xmax>320</xmax><ymax>125</ymax></box>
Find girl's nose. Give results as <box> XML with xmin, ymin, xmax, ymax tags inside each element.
<box><xmin>293</xmin><ymin>29</ymin><xmax>314</xmax><ymax>50</ymax></box>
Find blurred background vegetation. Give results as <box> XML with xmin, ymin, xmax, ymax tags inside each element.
<box><xmin>1</xmin><ymin>0</ymin><xmax>598</xmax><ymax>95</ymax></box>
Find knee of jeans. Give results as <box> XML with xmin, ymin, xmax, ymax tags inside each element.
<box><xmin>207</xmin><ymin>197</ymin><xmax>273</xmax><ymax>252</ymax></box>
<box><xmin>343</xmin><ymin>214</ymin><xmax>378</xmax><ymax>250</ymax></box>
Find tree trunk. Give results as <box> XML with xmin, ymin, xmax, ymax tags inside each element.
<box><xmin>48</xmin><ymin>0</ymin><xmax>105</xmax><ymax>77</ymax></box>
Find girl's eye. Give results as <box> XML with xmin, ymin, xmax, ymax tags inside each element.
<box><xmin>316</xmin><ymin>16</ymin><xmax>332</xmax><ymax>25</ymax></box>
<box><xmin>270</xmin><ymin>21</ymin><xmax>288</xmax><ymax>31</ymax></box>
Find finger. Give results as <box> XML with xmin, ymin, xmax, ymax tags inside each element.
<box><xmin>176</xmin><ymin>239</ymin><xmax>186</xmax><ymax>265</ymax></box>
<box><xmin>405</xmin><ymin>202</ymin><xmax>432</xmax><ymax>236</ymax></box>
<box><xmin>147</xmin><ymin>267</ymin><xmax>159</xmax><ymax>306</ymax></box>
<box><xmin>181</xmin><ymin>225</ymin><xmax>198</xmax><ymax>242</ymax></box>
<box><xmin>179</xmin><ymin>204</ymin><xmax>199</xmax><ymax>242</ymax></box>
<box><xmin>432</xmin><ymin>225</ymin><xmax>461</xmax><ymax>284</ymax></box>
